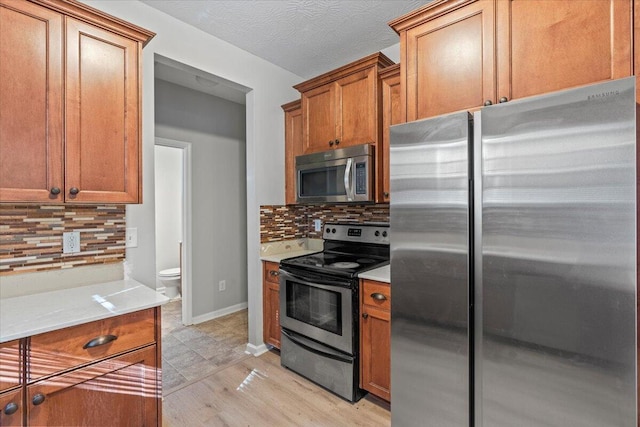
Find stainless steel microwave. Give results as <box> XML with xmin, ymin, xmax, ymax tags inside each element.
<box><xmin>296</xmin><ymin>144</ymin><xmax>374</xmax><ymax>203</ymax></box>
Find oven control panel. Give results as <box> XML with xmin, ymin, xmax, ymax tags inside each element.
<box><xmin>323</xmin><ymin>223</ymin><xmax>389</xmax><ymax>245</ymax></box>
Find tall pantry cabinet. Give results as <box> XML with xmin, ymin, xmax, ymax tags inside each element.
<box><xmin>0</xmin><ymin>0</ymin><xmax>153</xmax><ymax>204</ymax></box>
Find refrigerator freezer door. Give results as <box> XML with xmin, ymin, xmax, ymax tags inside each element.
<box><xmin>477</xmin><ymin>77</ymin><xmax>637</xmax><ymax>426</ymax></box>
<box><xmin>390</xmin><ymin>112</ymin><xmax>472</xmax><ymax>426</ymax></box>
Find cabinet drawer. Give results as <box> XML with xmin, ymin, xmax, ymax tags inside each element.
<box><xmin>0</xmin><ymin>340</ymin><xmax>21</xmax><ymax>392</ymax></box>
<box><xmin>264</xmin><ymin>262</ymin><xmax>280</xmax><ymax>284</ymax></box>
<box><xmin>28</xmin><ymin>308</ymin><xmax>156</xmax><ymax>381</ymax></box>
<box><xmin>361</xmin><ymin>280</ymin><xmax>390</xmax><ymax>311</ymax></box>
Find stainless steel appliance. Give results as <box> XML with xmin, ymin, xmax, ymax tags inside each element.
<box><xmin>279</xmin><ymin>222</ymin><xmax>390</xmax><ymax>401</ymax></box>
<box><xmin>390</xmin><ymin>77</ymin><xmax>637</xmax><ymax>426</ymax></box>
<box><xmin>296</xmin><ymin>144</ymin><xmax>374</xmax><ymax>203</ymax></box>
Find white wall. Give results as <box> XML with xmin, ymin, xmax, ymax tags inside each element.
<box><xmin>81</xmin><ymin>0</ymin><xmax>302</xmax><ymax>350</ymax></box>
<box><xmin>155</xmin><ymin>79</ymin><xmax>248</xmax><ymax>315</ymax></box>
<box><xmin>154</xmin><ymin>145</ymin><xmax>182</xmax><ymax>279</ymax></box>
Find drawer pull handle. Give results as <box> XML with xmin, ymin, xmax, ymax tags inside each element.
<box><xmin>269</xmin><ymin>270</ymin><xmax>279</xmax><ymax>277</ymax></box>
<box><xmin>83</xmin><ymin>334</ymin><xmax>118</xmax><ymax>349</ymax></box>
<box><xmin>371</xmin><ymin>293</ymin><xmax>387</xmax><ymax>301</ymax></box>
<box><xmin>3</xmin><ymin>401</ymin><xmax>18</xmax><ymax>415</ymax></box>
<box><xmin>32</xmin><ymin>394</ymin><xmax>45</xmax><ymax>406</ymax></box>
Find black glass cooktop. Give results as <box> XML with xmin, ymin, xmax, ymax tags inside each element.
<box><xmin>281</xmin><ymin>251</ymin><xmax>388</xmax><ymax>278</ymax></box>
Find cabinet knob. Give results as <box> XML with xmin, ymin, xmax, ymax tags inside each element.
<box><xmin>3</xmin><ymin>402</ymin><xmax>18</xmax><ymax>415</ymax></box>
<box><xmin>362</xmin><ymin>313</ymin><xmax>368</xmax><ymax>319</ymax></box>
<box><xmin>69</xmin><ymin>187</ymin><xmax>80</xmax><ymax>195</ymax></box>
<box><xmin>329</xmin><ymin>140</ymin><xmax>334</xmax><ymax>147</ymax></box>
<box><xmin>383</xmin><ymin>192</ymin><xmax>389</xmax><ymax>198</ymax></box>
<box><xmin>32</xmin><ymin>393</ymin><xmax>46</xmax><ymax>406</ymax></box>
<box><xmin>371</xmin><ymin>292</ymin><xmax>387</xmax><ymax>301</ymax></box>
<box><xmin>499</xmin><ymin>96</ymin><xmax>509</xmax><ymax>103</ymax></box>
<box><xmin>334</xmin><ymin>139</ymin><xmax>340</xmax><ymax>146</ymax></box>
<box><xmin>50</xmin><ymin>187</ymin><xmax>61</xmax><ymax>195</ymax></box>
<box><xmin>483</xmin><ymin>100</ymin><xmax>493</xmax><ymax>106</ymax></box>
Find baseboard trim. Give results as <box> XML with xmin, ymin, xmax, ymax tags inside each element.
<box><xmin>190</xmin><ymin>302</ymin><xmax>248</xmax><ymax>324</ymax></box>
<box><xmin>245</xmin><ymin>343</ymin><xmax>269</xmax><ymax>357</ymax></box>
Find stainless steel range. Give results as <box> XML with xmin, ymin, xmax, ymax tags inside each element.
<box><xmin>279</xmin><ymin>222</ymin><xmax>390</xmax><ymax>402</ymax></box>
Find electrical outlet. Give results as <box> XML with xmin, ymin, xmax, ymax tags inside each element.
<box><xmin>314</xmin><ymin>219</ymin><xmax>322</xmax><ymax>232</ymax></box>
<box><xmin>63</xmin><ymin>231</ymin><xmax>80</xmax><ymax>254</ymax></box>
<box><xmin>126</xmin><ymin>228</ymin><xmax>138</xmax><ymax>248</ymax></box>
<box><xmin>219</xmin><ymin>280</ymin><xmax>226</xmax><ymax>291</ymax></box>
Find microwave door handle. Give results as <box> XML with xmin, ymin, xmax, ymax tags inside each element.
<box><xmin>344</xmin><ymin>158</ymin><xmax>353</xmax><ymax>201</ymax></box>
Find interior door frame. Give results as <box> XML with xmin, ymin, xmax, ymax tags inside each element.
<box><xmin>155</xmin><ymin>137</ymin><xmax>193</xmax><ymax>326</ymax></box>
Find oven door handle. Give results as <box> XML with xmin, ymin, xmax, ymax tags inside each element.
<box><xmin>281</xmin><ymin>329</ymin><xmax>353</xmax><ymax>363</ymax></box>
<box><xmin>278</xmin><ymin>268</ymin><xmax>353</xmax><ymax>289</ymax></box>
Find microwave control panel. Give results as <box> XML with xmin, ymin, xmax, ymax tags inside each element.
<box><xmin>355</xmin><ymin>163</ymin><xmax>366</xmax><ymax>194</ymax></box>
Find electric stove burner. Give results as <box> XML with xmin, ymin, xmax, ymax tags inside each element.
<box><xmin>330</xmin><ymin>262</ymin><xmax>360</xmax><ymax>269</ymax></box>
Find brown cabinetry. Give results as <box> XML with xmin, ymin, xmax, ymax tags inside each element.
<box><xmin>27</xmin><ymin>346</ymin><xmax>157</xmax><ymax>426</ymax></box>
<box><xmin>390</xmin><ymin>0</ymin><xmax>634</xmax><ymax>121</ymax></box>
<box><xmin>295</xmin><ymin>53</ymin><xmax>393</xmax><ymax>155</ymax></box>
<box><xmin>0</xmin><ymin>340</ymin><xmax>22</xmax><ymax>426</ymax></box>
<box><xmin>282</xmin><ymin>100</ymin><xmax>303</xmax><ymax>205</ymax></box>
<box><xmin>0</xmin><ymin>307</ymin><xmax>161</xmax><ymax>426</ymax></box>
<box><xmin>263</xmin><ymin>261</ymin><xmax>281</xmax><ymax>349</ymax></box>
<box><xmin>0</xmin><ymin>0</ymin><xmax>153</xmax><ymax>203</ymax></box>
<box><xmin>379</xmin><ymin>64</ymin><xmax>402</xmax><ymax>203</ymax></box>
<box><xmin>0</xmin><ymin>389</ymin><xmax>23</xmax><ymax>427</ymax></box>
<box><xmin>360</xmin><ymin>279</ymin><xmax>391</xmax><ymax>401</ymax></box>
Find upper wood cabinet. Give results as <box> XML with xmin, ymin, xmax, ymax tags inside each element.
<box><xmin>294</xmin><ymin>53</ymin><xmax>394</xmax><ymax>155</ymax></box>
<box><xmin>379</xmin><ymin>64</ymin><xmax>401</xmax><ymax>203</ymax></box>
<box><xmin>0</xmin><ymin>0</ymin><xmax>154</xmax><ymax>204</ymax></box>
<box><xmin>282</xmin><ymin>100</ymin><xmax>302</xmax><ymax>205</ymax></box>
<box><xmin>390</xmin><ymin>0</ymin><xmax>635</xmax><ymax>121</ymax></box>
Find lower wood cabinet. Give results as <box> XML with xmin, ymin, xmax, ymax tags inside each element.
<box><xmin>263</xmin><ymin>261</ymin><xmax>281</xmax><ymax>349</ymax></box>
<box><xmin>27</xmin><ymin>346</ymin><xmax>157</xmax><ymax>426</ymax></box>
<box><xmin>360</xmin><ymin>279</ymin><xmax>391</xmax><ymax>401</ymax></box>
<box><xmin>0</xmin><ymin>307</ymin><xmax>161</xmax><ymax>426</ymax></box>
<box><xmin>0</xmin><ymin>388</ymin><xmax>23</xmax><ymax>427</ymax></box>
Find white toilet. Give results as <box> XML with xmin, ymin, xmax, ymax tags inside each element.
<box><xmin>159</xmin><ymin>268</ymin><xmax>181</xmax><ymax>298</ymax></box>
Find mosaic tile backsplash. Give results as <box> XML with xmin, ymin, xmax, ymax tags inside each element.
<box><xmin>0</xmin><ymin>205</ymin><xmax>126</xmax><ymax>275</ymax></box>
<box><xmin>260</xmin><ymin>204</ymin><xmax>389</xmax><ymax>242</ymax></box>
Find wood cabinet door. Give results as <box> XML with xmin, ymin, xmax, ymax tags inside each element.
<box><xmin>263</xmin><ymin>262</ymin><xmax>281</xmax><ymax>348</ymax></box>
<box><xmin>404</xmin><ymin>0</ymin><xmax>495</xmax><ymax>121</ymax></box>
<box><xmin>65</xmin><ymin>17</ymin><xmax>140</xmax><ymax>203</ymax></box>
<box><xmin>0</xmin><ymin>0</ymin><xmax>63</xmax><ymax>203</ymax></box>
<box><xmin>498</xmin><ymin>0</ymin><xmax>633</xmax><ymax>102</ymax></box>
<box><xmin>380</xmin><ymin>66</ymin><xmax>401</xmax><ymax>203</ymax></box>
<box><xmin>302</xmin><ymin>84</ymin><xmax>337</xmax><ymax>154</ymax></box>
<box><xmin>335</xmin><ymin>68</ymin><xmax>377</xmax><ymax>148</ymax></box>
<box><xmin>360</xmin><ymin>305</ymin><xmax>390</xmax><ymax>401</ymax></box>
<box><xmin>283</xmin><ymin>101</ymin><xmax>302</xmax><ymax>205</ymax></box>
<box><xmin>0</xmin><ymin>340</ymin><xmax>21</xmax><ymax>393</ymax></box>
<box><xmin>0</xmin><ymin>388</ymin><xmax>22</xmax><ymax>427</ymax></box>
<box><xmin>27</xmin><ymin>346</ymin><xmax>158</xmax><ymax>427</ymax></box>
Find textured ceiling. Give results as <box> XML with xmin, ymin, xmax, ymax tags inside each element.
<box><xmin>140</xmin><ymin>0</ymin><xmax>428</xmax><ymax>79</ymax></box>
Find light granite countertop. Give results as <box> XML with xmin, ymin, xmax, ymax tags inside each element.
<box><xmin>358</xmin><ymin>264</ymin><xmax>390</xmax><ymax>283</ymax></box>
<box><xmin>260</xmin><ymin>238</ymin><xmax>322</xmax><ymax>263</ymax></box>
<box><xmin>0</xmin><ymin>278</ymin><xmax>169</xmax><ymax>343</ymax></box>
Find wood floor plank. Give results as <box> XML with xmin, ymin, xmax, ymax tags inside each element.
<box><xmin>163</xmin><ymin>350</ymin><xmax>391</xmax><ymax>426</ymax></box>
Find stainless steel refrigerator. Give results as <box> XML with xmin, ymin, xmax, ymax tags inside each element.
<box><xmin>390</xmin><ymin>77</ymin><xmax>637</xmax><ymax>426</ymax></box>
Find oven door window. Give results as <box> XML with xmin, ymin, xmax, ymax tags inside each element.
<box><xmin>286</xmin><ymin>281</ymin><xmax>342</xmax><ymax>335</ymax></box>
<box><xmin>299</xmin><ymin>165</ymin><xmax>346</xmax><ymax>198</ymax></box>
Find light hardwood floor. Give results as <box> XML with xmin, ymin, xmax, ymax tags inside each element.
<box><xmin>161</xmin><ymin>302</ymin><xmax>391</xmax><ymax>426</ymax></box>
<box><xmin>162</xmin><ymin>350</ymin><xmax>391</xmax><ymax>427</ymax></box>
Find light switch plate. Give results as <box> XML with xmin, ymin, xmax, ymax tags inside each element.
<box><xmin>63</xmin><ymin>231</ymin><xmax>80</xmax><ymax>254</ymax></box>
<box><xmin>126</xmin><ymin>228</ymin><xmax>138</xmax><ymax>248</ymax></box>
